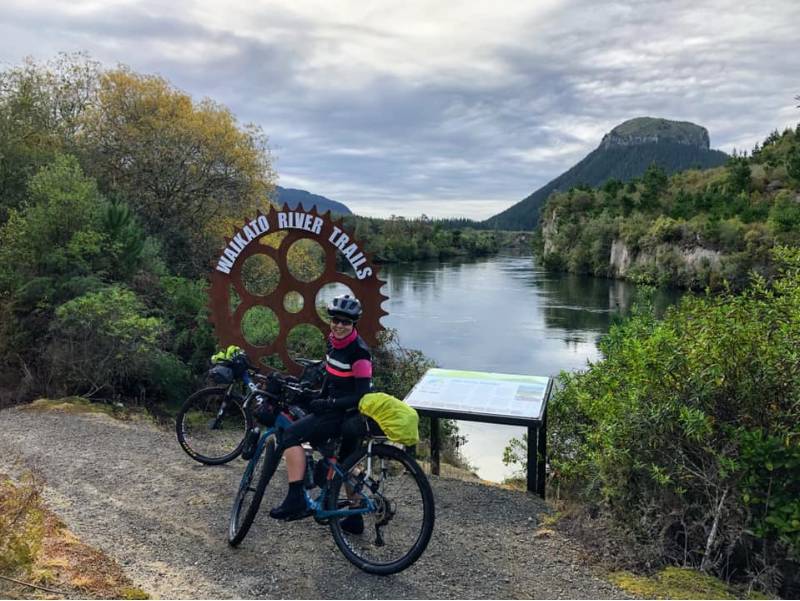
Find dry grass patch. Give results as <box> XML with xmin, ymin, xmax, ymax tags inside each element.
<box><xmin>21</xmin><ymin>397</ymin><xmax>152</xmax><ymax>423</ymax></box>
<box><xmin>610</xmin><ymin>567</ymin><xmax>774</xmax><ymax>600</ymax></box>
<box><xmin>0</xmin><ymin>473</ymin><xmax>149</xmax><ymax>599</ymax></box>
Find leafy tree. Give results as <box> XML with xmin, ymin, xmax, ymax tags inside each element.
<box><xmin>77</xmin><ymin>68</ymin><xmax>275</xmax><ymax>276</ymax></box>
<box><xmin>156</xmin><ymin>276</ymin><xmax>215</xmax><ymax>373</ymax></box>
<box><xmin>725</xmin><ymin>155</ymin><xmax>751</xmax><ymax>194</ymax></box>
<box><xmin>768</xmin><ymin>191</ymin><xmax>800</xmax><ymax>235</ymax></box>
<box><xmin>0</xmin><ymin>54</ymin><xmax>99</xmax><ymax>221</ymax></box>
<box><xmin>787</xmin><ymin>144</ymin><xmax>800</xmax><ymax>182</ymax></box>
<box><xmin>0</xmin><ymin>154</ymin><xmax>104</xmax><ymax>297</ymax></box>
<box><xmin>640</xmin><ymin>163</ymin><xmax>668</xmax><ymax>208</ymax></box>
<box><xmin>602</xmin><ymin>178</ymin><xmax>623</xmax><ymax>199</ymax></box>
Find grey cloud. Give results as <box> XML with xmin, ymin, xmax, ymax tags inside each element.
<box><xmin>0</xmin><ymin>0</ymin><xmax>798</xmax><ymax>218</ymax></box>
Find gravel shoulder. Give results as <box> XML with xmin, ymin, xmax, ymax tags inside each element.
<box><xmin>0</xmin><ymin>405</ymin><xmax>631</xmax><ymax>599</ymax></box>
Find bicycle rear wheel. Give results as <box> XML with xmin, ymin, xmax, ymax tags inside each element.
<box><xmin>176</xmin><ymin>386</ymin><xmax>251</xmax><ymax>465</ymax></box>
<box><xmin>228</xmin><ymin>432</ymin><xmax>282</xmax><ymax>546</ymax></box>
<box><xmin>328</xmin><ymin>443</ymin><xmax>435</xmax><ymax>575</ymax></box>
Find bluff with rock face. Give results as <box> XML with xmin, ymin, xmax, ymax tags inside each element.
<box><xmin>600</xmin><ymin>117</ymin><xmax>711</xmax><ymax>149</ymax></box>
<box><xmin>485</xmin><ymin>117</ymin><xmax>728</xmax><ymax>230</ymax></box>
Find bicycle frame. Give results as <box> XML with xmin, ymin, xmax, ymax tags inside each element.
<box><xmin>206</xmin><ymin>373</ymin><xmax>257</xmax><ymax>433</ymax></box>
<box><xmin>304</xmin><ymin>455</ymin><xmax>377</xmax><ymax>520</ymax></box>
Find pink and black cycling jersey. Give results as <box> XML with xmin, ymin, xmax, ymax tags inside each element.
<box><xmin>280</xmin><ymin>328</ymin><xmax>373</xmax><ymax>456</ymax></box>
<box><xmin>321</xmin><ymin>328</ymin><xmax>372</xmax><ymax>410</ymax></box>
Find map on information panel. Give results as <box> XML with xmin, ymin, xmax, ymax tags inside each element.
<box><xmin>404</xmin><ymin>368</ymin><xmax>550</xmax><ymax>421</ymax></box>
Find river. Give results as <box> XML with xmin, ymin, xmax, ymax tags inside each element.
<box><xmin>377</xmin><ymin>253</ymin><xmax>681</xmax><ymax>482</ymax></box>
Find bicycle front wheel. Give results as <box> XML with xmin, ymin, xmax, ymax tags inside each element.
<box><xmin>176</xmin><ymin>386</ymin><xmax>251</xmax><ymax>465</ymax></box>
<box><xmin>228</xmin><ymin>432</ymin><xmax>282</xmax><ymax>546</ymax></box>
<box><xmin>328</xmin><ymin>443</ymin><xmax>435</xmax><ymax>575</ymax></box>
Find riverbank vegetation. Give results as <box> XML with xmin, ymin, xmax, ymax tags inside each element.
<box><xmin>536</xmin><ymin>124</ymin><xmax>800</xmax><ymax>290</ymax></box>
<box><xmin>342</xmin><ymin>214</ymin><xmax>530</xmax><ymax>263</ymax></box>
<box><xmin>506</xmin><ymin>247</ymin><xmax>800</xmax><ymax>596</ymax></box>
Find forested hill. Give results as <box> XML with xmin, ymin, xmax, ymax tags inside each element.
<box><xmin>537</xmin><ymin>125</ymin><xmax>800</xmax><ymax>290</ymax></box>
<box><xmin>485</xmin><ymin>117</ymin><xmax>729</xmax><ymax>230</ymax></box>
<box><xmin>275</xmin><ymin>186</ymin><xmax>352</xmax><ymax>215</ymax></box>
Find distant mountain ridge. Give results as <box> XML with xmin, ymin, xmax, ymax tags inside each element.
<box><xmin>274</xmin><ymin>186</ymin><xmax>352</xmax><ymax>215</ymax></box>
<box><xmin>485</xmin><ymin>117</ymin><xmax>729</xmax><ymax>230</ymax></box>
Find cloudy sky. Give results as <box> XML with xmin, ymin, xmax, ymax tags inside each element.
<box><xmin>1</xmin><ymin>1</ymin><xmax>798</xmax><ymax>219</ymax></box>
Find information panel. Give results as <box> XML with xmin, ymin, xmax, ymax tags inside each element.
<box><xmin>405</xmin><ymin>368</ymin><xmax>550</xmax><ymax>422</ymax></box>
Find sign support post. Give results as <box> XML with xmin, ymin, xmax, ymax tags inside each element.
<box><xmin>537</xmin><ymin>410</ymin><xmax>547</xmax><ymax>498</ymax></box>
<box><xmin>526</xmin><ymin>423</ymin><xmax>538</xmax><ymax>495</ymax></box>
<box><xmin>524</xmin><ymin>409</ymin><xmax>547</xmax><ymax>497</ymax></box>
<box><xmin>430</xmin><ymin>417</ymin><xmax>441</xmax><ymax>476</ymax></box>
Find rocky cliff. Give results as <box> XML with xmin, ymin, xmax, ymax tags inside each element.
<box><xmin>608</xmin><ymin>238</ymin><xmax>723</xmax><ymax>280</ymax></box>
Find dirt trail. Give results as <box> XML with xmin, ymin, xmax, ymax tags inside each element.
<box><xmin>0</xmin><ymin>406</ymin><xmax>630</xmax><ymax>599</ymax></box>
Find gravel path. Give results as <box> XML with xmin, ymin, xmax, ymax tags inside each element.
<box><xmin>0</xmin><ymin>406</ymin><xmax>631</xmax><ymax>599</ymax></box>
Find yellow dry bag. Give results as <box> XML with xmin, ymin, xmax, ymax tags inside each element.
<box><xmin>358</xmin><ymin>392</ymin><xmax>420</xmax><ymax>446</ymax></box>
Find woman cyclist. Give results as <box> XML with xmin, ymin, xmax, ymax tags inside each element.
<box><xmin>269</xmin><ymin>294</ymin><xmax>373</xmax><ymax>534</ymax></box>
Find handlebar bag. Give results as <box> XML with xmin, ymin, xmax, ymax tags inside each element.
<box><xmin>208</xmin><ymin>364</ymin><xmax>234</xmax><ymax>384</ymax></box>
<box><xmin>358</xmin><ymin>392</ymin><xmax>420</xmax><ymax>446</ymax></box>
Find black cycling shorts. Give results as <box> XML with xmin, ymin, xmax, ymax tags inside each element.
<box><xmin>281</xmin><ymin>411</ymin><xmax>382</xmax><ymax>460</ymax></box>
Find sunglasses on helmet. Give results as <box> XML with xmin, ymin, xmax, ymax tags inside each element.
<box><xmin>330</xmin><ymin>317</ymin><xmax>354</xmax><ymax>326</ymax></box>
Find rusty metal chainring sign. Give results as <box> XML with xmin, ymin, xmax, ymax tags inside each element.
<box><xmin>208</xmin><ymin>204</ymin><xmax>388</xmax><ymax>376</ymax></box>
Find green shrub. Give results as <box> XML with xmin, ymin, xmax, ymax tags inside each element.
<box><xmin>717</xmin><ymin>218</ymin><xmax>746</xmax><ymax>252</ymax></box>
<box><xmin>643</xmin><ymin>216</ymin><xmax>684</xmax><ymax>248</ymax></box>
<box><xmin>738</xmin><ymin>430</ymin><xmax>800</xmax><ymax>554</ymax></box>
<box><xmin>768</xmin><ymin>191</ymin><xmax>800</xmax><ymax>235</ymax></box>
<box><xmin>144</xmin><ymin>351</ymin><xmax>193</xmax><ymax>404</ymax></box>
<box><xmin>787</xmin><ymin>144</ymin><xmax>800</xmax><ymax>182</ymax></box>
<box><xmin>0</xmin><ymin>154</ymin><xmax>105</xmax><ymax>296</ymax></box>
<box><xmin>47</xmin><ymin>285</ymin><xmax>166</xmax><ymax>399</ymax></box>
<box><xmin>157</xmin><ymin>276</ymin><xmax>216</xmax><ymax>373</ymax></box>
<box><xmin>542</xmin><ymin>251</ymin><xmax>565</xmax><ymax>271</ymax></box>
<box><xmin>726</xmin><ymin>155</ymin><xmax>752</xmax><ymax>194</ymax></box>
<box><xmin>544</xmin><ymin>247</ymin><xmax>800</xmax><ymax>591</ymax></box>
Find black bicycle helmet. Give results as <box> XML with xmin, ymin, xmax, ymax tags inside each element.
<box><xmin>327</xmin><ymin>294</ymin><xmax>362</xmax><ymax>321</ymax></box>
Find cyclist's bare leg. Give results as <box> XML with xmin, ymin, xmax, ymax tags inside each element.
<box><xmin>284</xmin><ymin>445</ymin><xmax>305</xmax><ymax>481</ymax></box>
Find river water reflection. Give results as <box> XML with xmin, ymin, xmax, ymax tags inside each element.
<box><xmin>378</xmin><ymin>253</ymin><xmax>681</xmax><ymax>482</ymax></box>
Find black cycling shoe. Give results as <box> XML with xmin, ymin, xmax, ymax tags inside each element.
<box><xmin>340</xmin><ymin>514</ymin><xmax>364</xmax><ymax>535</ymax></box>
<box><xmin>269</xmin><ymin>496</ymin><xmax>311</xmax><ymax>521</ymax></box>
<box><xmin>240</xmin><ymin>428</ymin><xmax>259</xmax><ymax>460</ymax></box>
